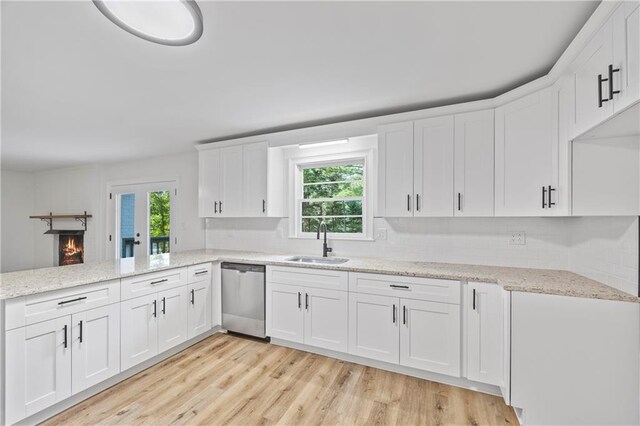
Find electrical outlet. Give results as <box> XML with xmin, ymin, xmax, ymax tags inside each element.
<box><xmin>375</xmin><ymin>228</ymin><xmax>387</xmax><ymax>241</ymax></box>
<box><xmin>509</xmin><ymin>231</ymin><xmax>526</xmax><ymax>245</ymax></box>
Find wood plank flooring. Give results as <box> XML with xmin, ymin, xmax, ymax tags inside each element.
<box><xmin>45</xmin><ymin>333</ymin><xmax>517</xmax><ymax>425</ymax></box>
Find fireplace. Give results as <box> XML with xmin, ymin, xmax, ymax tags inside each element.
<box><xmin>58</xmin><ymin>234</ymin><xmax>84</xmax><ymax>266</ymax></box>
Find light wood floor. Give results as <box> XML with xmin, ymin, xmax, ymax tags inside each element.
<box><xmin>45</xmin><ymin>333</ymin><xmax>517</xmax><ymax>425</ymax></box>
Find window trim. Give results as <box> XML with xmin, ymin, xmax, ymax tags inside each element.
<box><xmin>288</xmin><ymin>150</ymin><xmax>374</xmax><ymax>240</ymax></box>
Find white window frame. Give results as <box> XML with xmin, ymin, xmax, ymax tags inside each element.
<box><xmin>289</xmin><ymin>149</ymin><xmax>374</xmax><ymax>240</ymax></box>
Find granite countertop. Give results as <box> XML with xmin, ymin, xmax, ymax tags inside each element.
<box><xmin>0</xmin><ymin>249</ymin><xmax>637</xmax><ymax>303</ymax></box>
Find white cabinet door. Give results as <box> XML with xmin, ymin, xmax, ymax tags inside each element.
<box><xmin>198</xmin><ymin>148</ymin><xmax>221</xmax><ymax>217</ymax></box>
<box><xmin>71</xmin><ymin>304</ymin><xmax>120</xmax><ymax>394</ymax></box>
<box><xmin>304</xmin><ymin>287</ymin><xmax>348</xmax><ymax>353</ymax></box>
<box><xmin>454</xmin><ymin>110</ymin><xmax>494</xmax><ymax>217</ymax></box>
<box><xmin>400</xmin><ymin>298</ymin><xmax>460</xmax><ymax>377</ymax></box>
<box><xmin>573</xmin><ymin>19</ymin><xmax>614</xmax><ymax>136</ymax></box>
<box><xmin>613</xmin><ymin>1</ymin><xmax>640</xmax><ymax>112</ymax></box>
<box><xmin>413</xmin><ymin>116</ymin><xmax>454</xmax><ymax>217</ymax></box>
<box><xmin>466</xmin><ymin>282</ymin><xmax>502</xmax><ymax>386</ymax></box>
<box><xmin>219</xmin><ymin>146</ymin><xmax>243</xmax><ymax>217</ymax></box>
<box><xmin>188</xmin><ymin>279</ymin><xmax>212</xmax><ymax>339</ymax></box>
<box><xmin>348</xmin><ymin>292</ymin><xmax>399</xmax><ymax>364</ymax></box>
<box><xmin>243</xmin><ymin>142</ymin><xmax>269</xmax><ymax>217</ymax></box>
<box><xmin>378</xmin><ymin>122</ymin><xmax>414</xmax><ymax>217</ymax></box>
<box><xmin>266</xmin><ymin>283</ymin><xmax>304</xmax><ymax>343</ymax></box>
<box><xmin>121</xmin><ymin>294</ymin><xmax>158</xmax><ymax>371</ymax></box>
<box><xmin>5</xmin><ymin>316</ymin><xmax>72</xmax><ymax>425</ymax></box>
<box><xmin>495</xmin><ymin>88</ymin><xmax>558</xmax><ymax>216</ymax></box>
<box><xmin>158</xmin><ymin>286</ymin><xmax>189</xmax><ymax>353</ymax></box>
<box><xmin>500</xmin><ymin>290</ymin><xmax>511</xmax><ymax>405</ymax></box>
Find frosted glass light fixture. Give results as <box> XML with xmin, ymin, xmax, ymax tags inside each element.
<box><xmin>93</xmin><ymin>0</ymin><xmax>203</xmax><ymax>46</ymax></box>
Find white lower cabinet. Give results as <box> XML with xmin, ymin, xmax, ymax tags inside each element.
<box><xmin>399</xmin><ymin>298</ymin><xmax>461</xmax><ymax>377</ymax></box>
<box><xmin>121</xmin><ymin>294</ymin><xmax>159</xmax><ymax>371</ymax></box>
<box><xmin>5</xmin><ymin>316</ymin><xmax>72</xmax><ymax>425</ymax></box>
<box><xmin>466</xmin><ymin>282</ymin><xmax>503</xmax><ymax>386</ymax></box>
<box><xmin>157</xmin><ymin>287</ymin><xmax>189</xmax><ymax>353</ymax></box>
<box><xmin>304</xmin><ymin>287</ymin><xmax>348</xmax><ymax>352</ymax></box>
<box><xmin>348</xmin><ymin>293</ymin><xmax>399</xmax><ymax>364</ymax></box>
<box><xmin>188</xmin><ymin>280</ymin><xmax>212</xmax><ymax>339</ymax></box>
<box><xmin>266</xmin><ymin>279</ymin><xmax>348</xmax><ymax>352</ymax></box>
<box><xmin>71</xmin><ymin>304</ymin><xmax>120</xmax><ymax>394</ymax></box>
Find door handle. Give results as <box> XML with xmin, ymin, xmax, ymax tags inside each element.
<box><xmin>403</xmin><ymin>305</ymin><xmax>407</xmax><ymax>326</ymax></box>
<box><xmin>305</xmin><ymin>293</ymin><xmax>309</xmax><ymax>310</ymax></box>
<box><xmin>416</xmin><ymin>194</ymin><xmax>420</xmax><ymax>212</ymax></box>
<box><xmin>472</xmin><ymin>288</ymin><xmax>476</xmax><ymax>310</ymax></box>
<box><xmin>162</xmin><ymin>297</ymin><xmax>166</xmax><ymax>314</ymax></box>
<box><xmin>219</xmin><ymin>201</ymin><xmax>223</xmax><ymax>213</ymax></box>
<box><xmin>190</xmin><ymin>289</ymin><xmax>195</xmax><ymax>305</ymax></box>
<box><xmin>79</xmin><ymin>320</ymin><xmax>84</xmax><ymax>343</ymax></box>
<box><xmin>262</xmin><ymin>199</ymin><xmax>266</xmax><ymax>213</ymax></box>
<box><xmin>63</xmin><ymin>324</ymin><xmax>68</xmax><ymax>349</ymax></box>
<box><xmin>542</xmin><ymin>186</ymin><xmax>547</xmax><ymax>209</ymax></box>
<box><xmin>608</xmin><ymin>64</ymin><xmax>620</xmax><ymax>100</ymax></box>
<box><xmin>548</xmin><ymin>185</ymin><xmax>556</xmax><ymax>207</ymax></box>
<box><xmin>214</xmin><ymin>201</ymin><xmax>218</xmax><ymax>214</ymax></box>
<box><xmin>298</xmin><ymin>292</ymin><xmax>302</xmax><ymax>309</ymax></box>
<box><xmin>407</xmin><ymin>194</ymin><xmax>411</xmax><ymax>212</ymax></box>
<box><xmin>598</xmin><ymin>73</ymin><xmax>609</xmax><ymax>108</ymax></box>
<box><xmin>133</xmin><ymin>240</ymin><xmax>141</xmax><ymax>245</ymax></box>
<box><xmin>457</xmin><ymin>193</ymin><xmax>462</xmax><ymax>212</ymax></box>
<box><xmin>152</xmin><ymin>300</ymin><xmax>157</xmax><ymax>318</ymax></box>
<box><xmin>392</xmin><ymin>304</ymin><xmax>397</xmax><ymax>324</ymax></box>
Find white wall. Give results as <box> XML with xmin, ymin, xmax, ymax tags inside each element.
<box><xmin>1</xmin><ymin>151</ymin><xmax>206</xmax><ymax>270</ymax></box>
<box><xmin>0</xmin><ymin>170</ymin><xmax>35</xmax><ymax>272</ymax></box>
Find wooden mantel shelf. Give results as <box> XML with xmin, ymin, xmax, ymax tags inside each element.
<box><xmin>30</xmin><ymin>211</ymin><xmax>92</xmax><ymax>232</ymax></box>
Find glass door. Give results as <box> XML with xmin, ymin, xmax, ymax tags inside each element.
<box><xmin>111</xmin><ymin>181</ymin><xmax>177</xmax><ymax>259</ymax></box>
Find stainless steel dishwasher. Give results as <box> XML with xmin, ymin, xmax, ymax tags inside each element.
<box><xmin>221</xmin><ymin>263</ymin><xmax>266</xmax><ymax>339</ymax></box>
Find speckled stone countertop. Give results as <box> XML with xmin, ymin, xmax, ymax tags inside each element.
<box><xmin>1</xmin><ymin>249</ymin><xmax>637</xmax><ymax>303</ymax></box>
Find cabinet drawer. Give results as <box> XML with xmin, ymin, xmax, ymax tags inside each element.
<box><xmin>187</xmin><ymin>263</ymin><xmax>212</xmax><ymax>284</ymax></box>
<box><xmin>266</xmin><ymin>266</ymin><xmax>348</xmax><ymax>291</ymax></box>
<box><xmin>121</xmin><ymin>268</ymin><xmax>187</xmax><ymax>300</ymax></box>
<box><xmin>5</xmin><ymin>280</ymin><xmax>120</xmax><ymax>331</ymax></box>
<box><xmin>349</xmin><ymin>272</ymin><xmax>460</xmax><ymax>304</ymax></box>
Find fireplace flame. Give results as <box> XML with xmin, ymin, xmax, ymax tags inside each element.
<box><xmin>59</xmin><ymin>235</ymin><xmax>84</xmax><ymax>266</ymax></box>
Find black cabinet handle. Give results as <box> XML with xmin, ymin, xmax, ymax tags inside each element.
<box><xmin>150</xmin><ymin>279</ymin><xmax>168</xmax><ymax>285</ymax></box>
<box><xmin>194</xmin><ymin>270</ymin><xmax>207</xmax><ymax>276</ymax></box>
<box><xmin>542</xmin><ymin>186</ymin><xmax>547</xmax><ymax>209</ymax></box>
<box><xmin>472</xmin><ymin>288</ymin><xmax>476</xmax><ymax>310</ymax></box>
<box><xmin>403</xmin><ymin>306</ymin><xmax>407</xmax><ymax>325</ymax></box>
<box><xmin>58</xmin><ymin>296</ymin><xmax>87</xmax><ymax>305</ymax></box>
<box><xmin>152</xmin><ymin>300</ymin><xmax>157</xmax><ymax>318</ymax></box>
<box><xmin>457</xmin><ymin>193</ymin><xmax>462</xmax><ymax>212</ymax></box>
<box><xmin>262</xmin><ymin>199</ymin><xmax>266</xmax><ymax>213</ymax></box>
<box><xmin>219</xmin><ymin>201</ymin><xmax>223</xmax><ymax>213</ymax></box>
<box><xmin>305</xmin><ymin>293</ymin><xmax>309</xmax><ymax>310</ymax></box>
<box><xmin>63</xmin><ymin>324</ymin><xmax>68</xmax><ymax>348</ymax></box>
<box><xmin>162</xmin><ymin>297</ymin><xmax>166</xmax><ymax>314</ymax></box>
<box><xmin>79</xmin><ymin>320</ymin><xmax>83</xmax><ymax>343</ymax></box>
<box><xmin>608</xmin><ymin>64</ymin><xmax>620</xmax><ymax>100</ymax></box>
<box><xmin>390</xmin><ymin>284</ymin><xmax>410</xmax><ymax>289</ymax></box>
<box><xmin>392</xmin><ymin>304</ymin><xmax>397</xmax><ymax>324</ymax></box>
<box><xmin>598</xmin><ymin>73</ymin><xmax>609</xmax><ymax>108</ymax></box>
<box><xmin>190</xmin><ymin>289</ymin><xmax>195</xmax><ymax>305</ymax></box>
<box><xmin>298</xmin><ymin>292</ymin><xmax>302</xmax><ymax>309</ymax></box>
<box><xmin>548</xmin><ymin>185</ymin><xmax>556</xmax><ymax>207</ymax></box>
<box><xmin>416</xmin><ymin>194</ymin><xmax>420</xmax><ymax>212</ymax></box>
<box><xmin>407</xmin><ymin>194</ymin><xmax>411</xmax><ymax>212</ymax></box>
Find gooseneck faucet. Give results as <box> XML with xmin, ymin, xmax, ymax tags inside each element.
<box><xmin>317</xmin><ymin>221</ymin><xmax>332</xmax><ymax>257</ymax></box>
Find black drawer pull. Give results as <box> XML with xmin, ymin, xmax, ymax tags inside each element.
<box><xmin>58</xmin><ymin>296</ymin><xmax>87</xmax><ymax>305</ymax></box>
<box><xmin>150</xmin><ymin>279</ymin><xmax>168</xmax><ymax>285</ymax></box>
<box><xmin>390</xmin><ymin>284</ymin><xmax>410</xmax><ymax>289</ymax></box>
<box><xmin>194</xmin><ymin>270</ymin><xmax>208</xmax><ymax>276</ymax></box>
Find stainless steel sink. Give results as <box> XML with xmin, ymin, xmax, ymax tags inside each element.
<box><xmin>285</xmin><ymin>256</ymin><xmax>349</xmax><ymax>265</ymax></box>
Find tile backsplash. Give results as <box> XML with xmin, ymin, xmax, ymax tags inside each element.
<box><xmin>206</xmin><ymin>216</ymin><xmax>639</xmax><ymax>296</ymax></box>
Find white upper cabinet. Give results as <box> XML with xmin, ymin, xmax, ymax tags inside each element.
<box><xmin>198</xmin><ymin>148</ymin><xmax>221</xmax><ymax>217</ymax></box>
<box><xmin>454</xmin><ymin>110</ymin><xmax>494</xmax><ymax>217</ymax></box>
<box><xmin>413</xmin><ymin>116</ymin><xmax>455</xmax><ymax>217</ymax></box>
<box><xmin>378</xmin><ymin>121</ymin><xmax>415</xmax><ymax>217</ymax></box>
<box><xmin>218</xmin><ymin>146</ymin><xmax>243</xmax><ymax>217</ymax></box>
<box><xmin>495</xmin><ymin>87</ymin><xmax>561</xmax><ymax>216</ymax></box>
<box><xmin>572</xmin><ymin>1</ymin><xmax>640</xmax><ymax>137</ymax></box>
<box><xmin>612</xmin><ymin>1</ymin><xmax>640</xmax><ymax>112</ymax></box>
<box><xmin>198</xmin><ymin>142</ymin><xmax>284</xmax><ymax>218</ymax></box>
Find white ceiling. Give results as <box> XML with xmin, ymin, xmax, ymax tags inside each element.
<box><xmin>1</xmin><ymin>1</ymin><xmax>599</xmax><ymax>172</ymax></box>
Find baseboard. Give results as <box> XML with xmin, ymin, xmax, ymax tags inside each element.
<box><xmin>13</xmin><ymin>326</ymin><xmax>223</xmax><ymax>426</ymax></box>
<box><xmin>270</xmin><ymin>338</ymin><xmax>504</xmax><ymax>398</ymax></box>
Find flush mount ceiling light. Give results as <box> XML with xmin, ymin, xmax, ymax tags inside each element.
<box><xmin>93</xmin><ymin>0</ymin><xmax>203</xmax><ymax>46</ymax></box>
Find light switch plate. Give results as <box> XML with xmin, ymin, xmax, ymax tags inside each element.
<box><xmin>375</xmin><ymin>228</ymin><xmax>387</xmax><ymax>240</ymax></box>
<box><xmin>510</xmin><ymin>231</ymin><xmax>526</xmax><ymax>245</ymax></box>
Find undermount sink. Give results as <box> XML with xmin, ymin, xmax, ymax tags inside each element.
<box><xmin>285</xmin><ymin>256</ymin><xmax>349</xmax><ymax>265</ymax></box>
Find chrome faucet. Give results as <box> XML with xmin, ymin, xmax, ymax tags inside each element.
<box><xmin>316</xmin><ymin>221</ymin><xmax>332</xmax><ymax>257</ymax></box>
